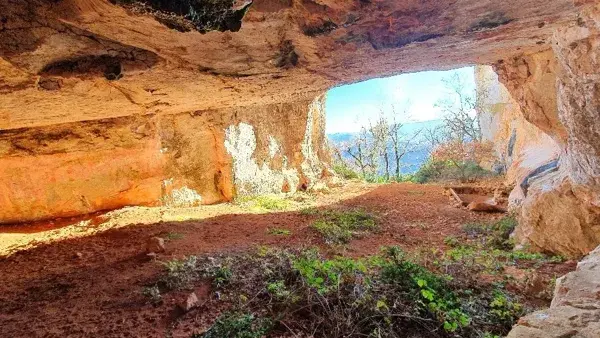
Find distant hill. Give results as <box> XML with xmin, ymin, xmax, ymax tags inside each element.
<box><xmin>327</xmin><ymin>119</ymin><xmax>443</xmax><ymax>174</ymax></box>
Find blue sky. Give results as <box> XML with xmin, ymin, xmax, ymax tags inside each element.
<box><xmin>325</xmin><ymin>67</ymin><xmax>475</xmax><ymax>134</ymax></box>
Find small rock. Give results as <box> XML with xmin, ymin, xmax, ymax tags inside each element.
<box><xmin>74</xmin><ymin>252</ymin><xmax>83</xmax><ymax>259</ymax></box>
<box><xmin>146</xmin><ymin>237</ymin><xmax>165</xmax><ymax>254</ymax></box>
<box><xmin>178</xmin><ymin>292</ymin><xmax>199</xmax><ymax>312</ymax></box>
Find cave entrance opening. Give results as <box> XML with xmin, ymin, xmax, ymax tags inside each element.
<box><xmin>324</xmin><ymin>66</ymin><xmax>489</xmax><ymax>184</ymax></box>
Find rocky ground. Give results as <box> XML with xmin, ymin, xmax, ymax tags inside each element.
<box><xmin>0</xmin><ymin>182</ymin><xmax>575</xmax><ymax>337</ymax></box>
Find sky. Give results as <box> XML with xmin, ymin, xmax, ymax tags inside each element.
<box><xmin>325</xmin><ymin>67</ymin><xmax>476</xmax><ymax>134</ymax></box>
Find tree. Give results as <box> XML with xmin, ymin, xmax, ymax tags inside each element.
<box><xmin>435</xmin><ymin>73</ymin><xmax>486</xmax><ymax>142</ymax></box>
<box><xmin>368</xmin><ymin>113</ymin><xmax>391</xmax><ymax>180</ymax></box>
<box><xmin>334</xmin><ymin>105</ymin><xmax>423</xmax><ymax>182</ymax></box>
<box><xmin>388</xmin><ymin>106</ymin><xmax>423</xmax><ymax>180</ymax></box>
<box><xmin>431</xmin><ymin>140</ymin><xmax>495</xmax><ymax>182</ymax></box>
<box><xmin>343</xmin><ymin>126</ymin><xmax>373</xmax><ymax>177</ymax></box>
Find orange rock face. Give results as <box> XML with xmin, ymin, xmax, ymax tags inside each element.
<box><xmin>0</xmin><ymin>96</ymin><xmax>332</xmax><ymax>223</ymax></box>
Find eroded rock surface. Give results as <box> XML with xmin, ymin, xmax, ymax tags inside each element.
<box><xmin>0</xmin><ymin>0</ymin><xmax>581</xmax><ymax>129</ymax></box>
<box><xmin>0</xmin><ymin>96</ymin><xmax>332</xmax><ymax>223</ymax></box>
<box><xmin>476</xmin><ymin>3</ymin><xmax>600</xmax><ymax>258</ymax></box>
<box><xmin>508</xmin><ymin>245</ymin><xmax>600</xmax><ymax>338</ymax></box>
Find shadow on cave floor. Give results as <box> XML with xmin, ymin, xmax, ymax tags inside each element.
<box><xmin>0</xmin><ymin>182</ymin><xmax>575</xmax><ymax>337</ymax></box>
<box><xmin>0</xmin><ymin>181</ymin><xmax>377</xmax><ymax>255</ymax></box>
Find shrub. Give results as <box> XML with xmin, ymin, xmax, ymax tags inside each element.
<box><xmin>176</xmin><ymin>247</ymin><xmax>525</xmax><ymax>337</ymax></box>
<box><xmin>430</xmin><ymin>141</ymin><xmax>495</xmax><ymax>182</ymax></box>
<box><xmin>462</xmin><ymin>216</ymin><xmax>517</xmax><ymax>250</ymax></box>
<box><xmin>194</xmin><ymin>312</ymin><xmax>272</xmax><ymax>338</ymax></box>
<box><xmin>161</xmin><ymin>256</ymin><xmax>199</xmax><ymax>290</ymax></box>
<box><xmin>333</xmin><ymin>164</ymin><xmax>360</xmax><ymax>180</ymax></box>
<box><xmin>142</xmin><ymin>285</ymin><xmax>162</xmax><ymax>305</ymax></box>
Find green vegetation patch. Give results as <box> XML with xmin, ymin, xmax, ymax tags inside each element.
<box><xmin>165</xmin><ymin>247</ymin><xmax>528</xmax><ymax>337</ymax></box>
<box><xmin>309</xmin><ymin>209</ymin><xmax>377</xmax><ymax>244</ymax></box>
<box><xmin>193</xmin><ymin>312</ymin><xmax>272</xmax><ymax>338</ymax></box>
<box><xmin>267</xmin><ymin>228</ymin><xmax>292</xmax><ymax>236</ymax></box>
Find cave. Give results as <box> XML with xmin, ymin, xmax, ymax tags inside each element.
<box><xmin>1</xmin><ymin>0</ymin><xmax>599</xmax><ymax>337</ymax></box>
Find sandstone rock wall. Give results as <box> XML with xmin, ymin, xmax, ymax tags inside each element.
<box><xmin>475</xmin><ymin>65</ymin><xmax>560</xmax><ymax>192</ymax></box>
<box><xmin>0</xmin><ymin>95</ymin><xmax>333</xmax><ymax>223</ymax></box>
<box><xmin>484</xmin><ymin>3</ymin><xmax>600</xmax><ymax>258</ymax></box>
<box><xmin>507</xmin><ymin>244</ymin><xmax>600</xmax><ymax>338</ymax></box>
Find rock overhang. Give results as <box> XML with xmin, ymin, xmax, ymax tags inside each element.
<box><xmin>0</xmin><ymin>0</ymin><xmax>582</xmax><ymax>130</ymax></box>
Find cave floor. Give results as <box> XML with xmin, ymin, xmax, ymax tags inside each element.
<box><xmin>0</xmin><ymin>182</ymin><xmax>575</xmax><ymax>337</ymax></box>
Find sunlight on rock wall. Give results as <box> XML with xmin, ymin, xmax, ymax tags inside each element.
<box><xmin>225</xmin><ymin>122</ymin><xmax>300</xmax><ymax>195</ymax></box>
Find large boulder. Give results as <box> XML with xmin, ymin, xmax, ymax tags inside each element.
<box><xmin>507</xmin><ymin>245</ymin><xmax>600</xmax><ymax>338</ymax></box>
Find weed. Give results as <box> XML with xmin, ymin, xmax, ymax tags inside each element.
<box><xmin>267</xmin><ymin>228</ymin><xmax>292</xmax><ymax>236</ymax></box>
<box><xmin>310</xmin><ymin>209</ymin><xmax>377</xmax><ymax>244</ymax></box>
<box><xmin>444</xmin><ymin>236</ymin><xmax>460</xmax><ymax>247</ymax></box>
<box><xmin>311</xmin><ymin>220</ymin><xmax>352</xmax><ymax>244</ymax></box>
<box><xmin>199</xmin><ymin>258</ymin><xmax>233</xmax><ymax>288</ymax></box>
<box><xmin>266</xmin><ymin>280</ymin><xmax>290</xmax><ymax>299</ymax></box>
<box><xmin>177</xmin><ymin>247</ymin><xmax>523</xmax><ymax>337</ymax></box>
<box><xmin>489</xmin><ymin>290</ymin><xmax>524</xmax><ymax>326</ymax></box>
<box><xmin>333</xmin><ymin>164</ymin><xmax>360</xmax><ymax>180</ymax></box>
<box><xmin>194</xmin><ymin>312</ymin><xmax>272</xmax><ymax>338</ymax></box>
<box><xmin>161</xmin><ymin>256</ymin><xmax>199</xmax><ymax>290</ymax></box>
<box><xmin>142</xmin><ymin>285</ymin><xmax>162</xmax><ymax>305</ymax></box>
<box><xmin>299</xmin><ymin>207</ymin><xmax>320</xmax><ymax>215</ymax></box>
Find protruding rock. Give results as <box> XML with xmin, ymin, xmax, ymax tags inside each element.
<box><xmin>178</xmin><ymin>292</ymin><xmax>199</xmax><ymax>312</ymax></box>
<box><xmin>507</xmin><ymin>245</ymin><xmax>600</xmax><ymax>338</ymax></box>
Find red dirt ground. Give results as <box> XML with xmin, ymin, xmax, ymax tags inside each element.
<box><xmin>0</xmin><ymin>183</ymin><xmax>574</xmax><ymax>337</ymax></box>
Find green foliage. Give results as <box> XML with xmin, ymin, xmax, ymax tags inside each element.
<box><xmin>200</xmin><ymin>259</ymin><xmax>233</xmax><ymax>288</ymax></box>
<box><xmin>462</xmin><ymin>216</ymin><xmax>517</xmax><ymax>250</ymax></box>
<box><xmin>180</xmin><ymin>247</ymin><xmax>523</xmax><ymax>337</ymax></box>
<box><xmin>267</xmin><ymin>228</ymin><xmax>292</xmax><ymax>236</ymax></box>
<box><xmin>377</xmin><ymin>247</ymin><xmax>471</xmax><ymax>333</ymax></box>
<box><xmin>292</xmin><ymin>251</ymin><xmax>368</xmax><ymax>294</ymax></box>
<box><xmin>161</xmin><ymin>256</ymin><xmax>199</xmax><ymax>290</ymax></box>
<box><xmin>444</xmin><ymin>236</ymin><xmax>460</xmax><ymax>247</ymax></box>
<box><xmin>333</xmin><ymin>164</ymin><xmax>360</xmax><ymax>180</ymax></box>
<box><xmin>311</xmin><ymin>220</ymin><xmax>352</xmax><ymax>244</ymax></box>
<box><xmin>266</xmin><ymin>280</ymin><xmax>291</xmax><ymax>299</ymax></box>
<box><xmin>489</xmin><ymin>290</ymin><xmax>524</xmax><ymax>326</ymax></box>
<box><xmin>236</xmin><ymin>195</ymin><xmax>291</xmax><ymax>211</ymax></box>
<box><xmin>412</xmin><ymin>158</ymin><xmax>492</xmax><ymax>183</ymax></box>
<box><xmin>142</xmin><ymin>285</ymin><xmax>162</xmax><ymax>305</ymax></box>
<box><xmin>195</xmin><ymin>312</ymin><xmax>272</xmax><ymax>338</ymax></box>
<box><xmin>309</xmin><ymin>209</ymin><xmax>377</xmax><ymax>244</ymax></box>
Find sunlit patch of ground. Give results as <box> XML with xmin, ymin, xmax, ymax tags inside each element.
<box><xmin>0</xmin><ymin>181</ymin><xmax>376</xmax><ymax>256</ymax></box>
